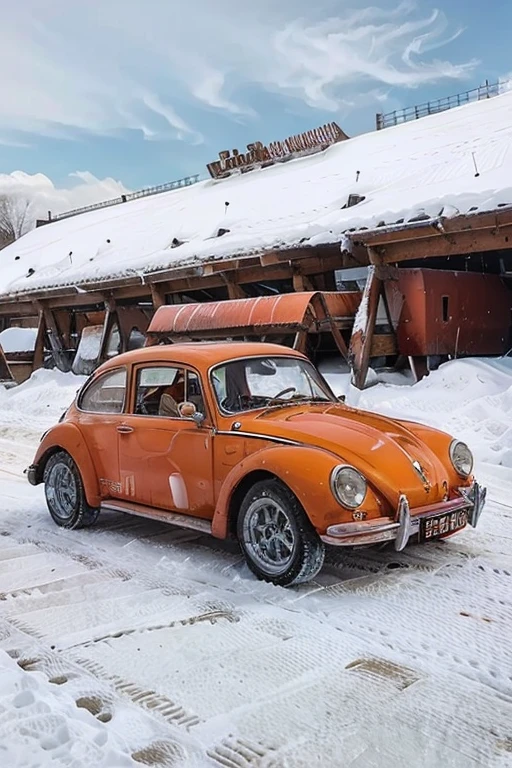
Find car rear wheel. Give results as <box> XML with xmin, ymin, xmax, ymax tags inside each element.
<box><xmin>43</xmin><ymin>451</ymin><xmax>99</xmax><ymax>529</ymax></box>
<box><xmin>237</xmin><ymin>479</ymin><xmax>325</xmax><ymax>586</ymax></box>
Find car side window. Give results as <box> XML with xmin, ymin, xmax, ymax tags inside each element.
<box><xmin>186</xmin><ymin>371</ymin><xmax>206</xmax><ymax>416</ymax></box>
<box><xmin>134</xmin><ymin>366</ymin><xmax>207</xmax><ymax>419</ymax></box>
<box><xmin>135</xmin><ymin>366</ymin><xmax>185</xmax><ymax>417</ymax></box>
<box><xmin>79</xmin><ymin>369</ymin><xmax>127</xmax><ymax>414</ymax></box>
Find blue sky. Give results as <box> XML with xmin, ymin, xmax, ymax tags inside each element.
<box><xmin>0</xmin><ymin>0</ymin><xmax>509</xmax><ymax>204</ymax></box>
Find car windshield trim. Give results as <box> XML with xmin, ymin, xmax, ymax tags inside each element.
<box><xmin>209</xmin><ymin>355</ymin><xmax>337</xmax><ymax>416</ymax></box>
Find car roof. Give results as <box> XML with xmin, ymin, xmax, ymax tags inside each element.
<box><xmin>97</xmin><ymin>341</ymin><xmax>307</xmax><ymax>373</ymax></box>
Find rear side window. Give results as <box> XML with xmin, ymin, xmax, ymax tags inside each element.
<box><xmin>79</xmin><ymin>369</ymin><xmax>127</xmax><ymax>414</ymax></box>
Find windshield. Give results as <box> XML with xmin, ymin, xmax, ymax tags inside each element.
<box><xmin>211</xmin><ymin>356</ymin><xmax>336</xmax><ymax>414</ymax></box>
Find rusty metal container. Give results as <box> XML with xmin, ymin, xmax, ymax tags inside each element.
<box><xmin>385</xmin><ymin>269</ymin><xmax>511</xmax><ymax>356</ymax></box>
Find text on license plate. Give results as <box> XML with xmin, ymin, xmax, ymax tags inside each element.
<box><xmin>421</xmin><ymin>510</ymin><xmax>467</xmax><ymax>540</ymax></box>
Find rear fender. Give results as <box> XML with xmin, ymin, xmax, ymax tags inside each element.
<box><xmin>211</xmin><ymin>444</ymin><xmax>383</xmax><ymax>539</ymax></box>
<box><xmin>32</xmin><ymin>423</ymin><xmax>101</xmax><ymax>508</ymax></box>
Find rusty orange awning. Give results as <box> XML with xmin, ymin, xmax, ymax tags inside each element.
<box><xmin>146</xmin><ymin>292</ymin><xmax>361</xmax><ymax>360</ymax></box>
<box><xmin>147</xmin><ymin>292</ymin><xmax>360</xmax><ymax>336</ymax></box>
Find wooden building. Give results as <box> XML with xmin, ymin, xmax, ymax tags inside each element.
<box><xmin>1</xmin><ymin>100</ymin><xmax>511</xmax><ymax>387</ymax></box>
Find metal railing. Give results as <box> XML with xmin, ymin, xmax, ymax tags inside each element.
<box><xmin>49</xmin><ymin>174</ymin><xmax>201</xmax><ymax>223</ymax></box>
<box><xmin>376</xmin><ymin>79</ymin><xmax>506</xmax><ymax>131</ymax></box>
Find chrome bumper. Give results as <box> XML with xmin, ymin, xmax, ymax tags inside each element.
<box><xmin>25</xmin><ymin>464</ymin><xmax>38</xmax><ymax>486</ymax></box>
<box><xmin>321</xmin><ymin>482</ymin><xmax>486</xmax><ymax>551</ymax></box>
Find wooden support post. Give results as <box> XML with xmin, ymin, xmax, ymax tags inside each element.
<box><xmin>98</xmin><ymin>297</ymin><xmax>119</xmax><ymax>363</ymax></box>
<box><xmin>293</xmin><ymin>331</ymin><xmax>308</xmax><ymax>354</ymax></box>
<box><xmin>292</xmin><ymin>268</ymin><xmax>314</xmax><ymax>292</ymax></box>
<box><xmin>349</xmin><ymin>267</ymin><xmax>381</xmax><ymax>389</ymax></box>
<box><xmin>409</xmin><ymin>356</ymin><xmax>429</xmax><ymax>383</ymax></box>
<box><xmin>35</xmin><ymin>302</ymin><xmax>71</xmax><ymax>372</ymax></box>
<box><xmin>150</xmin><ymin>283</ymin><xmax>167</xmax><ymax>309</ymax></box>
<box><xmin>0</xmin><ymin>343</ymin><xmax>13</xmax><ymax>382</ymax></box>
<box><xmin>310</xmin><ymin>293</ymin><xmax>349</xmax><ymax>362</ymax></box>
<box><xmin>221</xmin><ymin>274</ymin><xmax>246</xmax><ymax>300</ymax></box>
<box><xmin>33</xmin><ymin>310</ymin><xmax>46</xmax><ymax>371</ymax></box>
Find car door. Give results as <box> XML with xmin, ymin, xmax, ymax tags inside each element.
<box><xmin>116</xmin><ymin>362</ymin><xmax>215</xmax><ymax>519</ymax></box>
<box><xmin>75</xmin><ymin>367</ymin><xmax>127</xmax><ymax>499</ymax></box>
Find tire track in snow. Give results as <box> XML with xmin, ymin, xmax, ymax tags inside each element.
<box><xmin>1</xmin><ymin>483</ymin><xmax>511</xmax><ymax>765</ymax></box>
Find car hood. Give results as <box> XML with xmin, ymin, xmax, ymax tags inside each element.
<box><xmin>241</xmin><ymin>403</ymin><xmax>453</xmax><ymax>508</ymax></box>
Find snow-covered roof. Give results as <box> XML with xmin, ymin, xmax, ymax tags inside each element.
<box><xmin>2</xmin><ymin>90</ymin><xmax>512</xmax><ymax>299</ymax></box>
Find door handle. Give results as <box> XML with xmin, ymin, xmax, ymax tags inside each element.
<box><xmin>116</xmin><ymin>425</ymin><xmax>134</xmax><ymax>434</ymax></box>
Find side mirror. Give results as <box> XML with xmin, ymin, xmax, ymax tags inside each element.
<box><xmin>192</xmin><ymin>411</ymin><xmax>206</xmax><ymax>427</ymax></box>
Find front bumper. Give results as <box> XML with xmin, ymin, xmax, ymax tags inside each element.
<box><xmin>321</xmin><ymin>482</ymin><xmax>487</xmax><ymax>551</ymax></box>
<box><xmin>25</xmin><ymin>464</ymin><xmax>38</xmax><ymax>486</ymax></box>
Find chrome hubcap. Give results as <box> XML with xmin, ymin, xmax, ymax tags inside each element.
<box><xmin>46</xmin><ymin>463</ymin><xmax>78</xmax><ymax>520</ymax></box>
<box><xmin>243</xmin><ymin>497</ymin><xmax>296</xmax><ymax>575</ymax></box>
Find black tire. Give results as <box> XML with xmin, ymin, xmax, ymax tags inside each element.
<box><xmin>237</xmin><ymin>479</ymin><xmax>325</xmax><ymax>587</ymax></box>
<box><xmin>43</xmin><ymin>451</ymin><xmax>99</xmax><ymax>529</ymax></box>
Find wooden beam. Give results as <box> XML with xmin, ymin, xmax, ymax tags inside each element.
<box><xmin>370</xmin><ymin>333</ymin><xmax>397</xmax><ymax>357</ymax></box>
<box><xmin>35</xmin><ymin>302</ymin><xmax>71</xmax><ymax>372</ymax></box>
<box><xmin>293</xmin><ymin>331</ymin><xmax>308</xmax><ymax>354</ymax></box>
<box><xmin>372</xmin><ymin>224</ymin><xmax>512</xmax><ymax>263</ymax></box>
<box><xmin>33</xmin><ymin>311</ymin><xmax>46</xmax><ymax>371</ymax></box>
<box><xmin>349</xmin><ymin>267</ymin><xmax>381</xmax><ymax>389</ymax></box>
<box><xmin>310</xmin><ymin>293</ymin><xmax>349</xmax><ymax>361</ymax></box>
<box><xmin>0</xmin><ymin>301</ymin><xmax>37</xmax><ymax>318</ymax></box>
<box><xmin>0</xmin><ymin>343</ymin><xmax>13</xmax><ymax>382</ymax></box>
<box><xmin>98</xmin><ymin>305</ymin><xmax>118</xmax><ymax>363</ymax></box>
<box><xmin>292</xmin><ymin>268</ymin><xmax>314</xmax><ymax>292</ymax></box>
<box><xmin>221</xmin><ymin>274</ymin><xmax>247</xmax><ymax>299</ymax></box>
<box><xmin>150</xmin><ymin>283</ymin><xmax>167</xmax><ymax>309</ymax></box>
<box><xmin>355</xmin><ymin>209</ymin><xmax>512</xmax><ymax>248</ymax></box>
<box><xmin>0</xmin><ymin>248</ymin><xmax>343</xmax><ymax>316</ymax></box>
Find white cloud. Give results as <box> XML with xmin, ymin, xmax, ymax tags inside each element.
<box><xmin>270</xmin><ymin>6</ymin><xmax>477</xmax><ymax>110</ymax></box>
<box><xmin>0</xmin><ymin>171</ymin><xmax>131</xmax><ymax>221</ymax></box>
<box><xmin>140</xmin><ymin>93</ymin><xmax>203</xmax><ymax>144</ymax></box>
<box><xmin>0</xmin><ymin>1</ymin><xmax>477</xmax><ymax>141</ymax></box>
<box><xmin>191</xmin><ymin>70</ymin><xmax>254</xmax><ymax>117</ymax></box>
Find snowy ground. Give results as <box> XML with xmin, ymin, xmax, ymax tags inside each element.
<box><xmin>0</xmin><ymin>361</ymin><xmax>511</xmax><ymax>767</ymax></box>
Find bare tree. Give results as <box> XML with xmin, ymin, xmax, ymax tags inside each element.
<box><xmin>0</xmin><ymin>193</ymin><xmax>34</xmax><ymax>250</ymax></box>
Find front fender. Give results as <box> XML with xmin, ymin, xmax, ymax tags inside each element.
<box><xmin>211</xmin><ymin>444</ymin><xmax>384</xmax><ymax>539</ymax></box>
<box><xmin>31</xmin><ymin>423</ymin><xmax>101</xmax><ymax>508</ymax></box>
<box><xmin>398</xmin><ymin>419</ymin><xmax>473</xmax><ymax>489</ymax></box>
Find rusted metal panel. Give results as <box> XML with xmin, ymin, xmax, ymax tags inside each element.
<box><xmin>147</xmin><ymin>292</ymin><xmax>361</xmax><ymax>338</ymax></box>
<box><xmin>394</xmin><ymin>269</ymin><xmax>511</xmax><ymax>356</ymax></box>
<box><xmin>322</xmin><ymin>292</ymin><xmax>362</xmax><ymax>320</ymax></box>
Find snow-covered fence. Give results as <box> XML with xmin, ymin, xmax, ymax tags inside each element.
<box><xmin>376</xmin><ymin>79</ymin><xmax>504</xmax><ymax>131</ymax></box>
<box><xmin>41</xmin><ymin>174</ymin><xmax>201</xmax><ymax>225</ymax></box>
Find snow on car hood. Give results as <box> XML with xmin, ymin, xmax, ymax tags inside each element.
<box><xmin>244</xmin><ymin>403</ymin><xmax>455</xmax><ymax>507</ymax></box>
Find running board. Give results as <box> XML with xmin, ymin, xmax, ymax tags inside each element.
<box><xmin>100</xmin><ymin>500</ymin><xmax>212</xmax><ymax>534</ymax></box>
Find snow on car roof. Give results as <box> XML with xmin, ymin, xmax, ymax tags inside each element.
<box><xmin>2</xmin><ymin>90</ymin><xmax>512</xmax><ymax>298</ymax></box>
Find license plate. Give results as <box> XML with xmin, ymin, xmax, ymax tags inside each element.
<box><xmin>420</xmin><ymin>510</ymin><xmax>468</xmax><ymax>541</ymax></box>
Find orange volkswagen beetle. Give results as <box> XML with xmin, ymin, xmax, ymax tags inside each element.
<box><xmin>27</xmin><ymin>342</ymin><xmax>486</xmax><ymax>586</ymax></box>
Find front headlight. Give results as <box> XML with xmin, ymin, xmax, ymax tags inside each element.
<box><xmin>450</xmin><ymin>440</ymin><xmax>473</xmax><ymax>477</ymax></box>
<box><xmin>331</xmin><ymin>465</ymin><xmax>367</xmax><ymax>508</ymax></box>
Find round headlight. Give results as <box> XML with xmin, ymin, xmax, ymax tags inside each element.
<box><xmin>331</xmin><ymin>466</ymin><xmax>367</xmax><ymax>509</ymax></box>
<box><xmin>449</xmin><ymin>440</ymin><xmax>473</xmax><ymax>478</ymax></box>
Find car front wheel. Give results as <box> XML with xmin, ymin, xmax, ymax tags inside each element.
<box><xmin>237</xmin><ymin>479</ymin><xmax>325</xmax><ymax>586</ymax></box>
<box><xmin>43</xmin><ymin>451</ymin><xmax>99</xmax><ymax>529</ymax></box>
